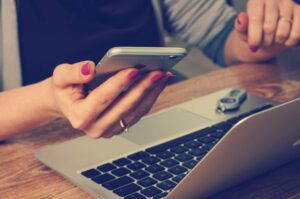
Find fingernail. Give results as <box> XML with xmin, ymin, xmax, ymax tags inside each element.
<box><xmin>128</xmin><ymin>70</ymin><xmax>140</xmax><ymax>79</ymax></box>
<box><xmin>237</xmin><ymin>18</ymin><xmax>241</xmax><ymax>25</ymax></box>
<box><xmin>249</xmin><ymin>45</ymin><xmax>258</xmax><ymax>52</ymax></box>
<box><xmin>81</xmin><ymin>63</ymin><xmax>90</xmax><ymax>75</ymax></box>
<box><xmin>151</xmin><ymin>73</ymin><xmax>165</xmax><ymax>84</ymax></box>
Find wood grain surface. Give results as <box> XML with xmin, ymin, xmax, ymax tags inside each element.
<box><xmin>1</xmin><ymin>49</ymin><xmax>300</xmax><ymax>199</ymax></box>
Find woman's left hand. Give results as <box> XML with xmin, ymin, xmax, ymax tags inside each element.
<box><xmin>235</xmin><ymin>0</ymin><xmax>300</xmax><ymax>52</ymax></box>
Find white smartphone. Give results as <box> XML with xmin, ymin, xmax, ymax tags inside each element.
<box><xmin>88</xmin><ymin>47</ymin><xmax>187</xmax><ymax>89</ymax></box>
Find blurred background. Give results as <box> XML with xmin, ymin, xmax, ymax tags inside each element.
<box><xmin>169</xmin><ymin>0</ymin><xmax>247</xmax><ymax>79</ymax></box>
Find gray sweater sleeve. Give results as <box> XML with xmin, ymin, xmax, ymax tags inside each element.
<box><xmin>162</xmin><ymin>0</ymin><xmax>236</xmax><ymax>66</ymax></box>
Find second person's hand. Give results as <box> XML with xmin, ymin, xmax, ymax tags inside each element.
<box><xmin>235</xmin><ymin>0</ymin><xmax>300</xmax><ymax>52</ymax></box>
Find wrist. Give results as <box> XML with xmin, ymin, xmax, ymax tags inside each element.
<box><xmin>38</xmin><ymin>78</ymin><xmax>62</xmax><ymax>120</ymax></box>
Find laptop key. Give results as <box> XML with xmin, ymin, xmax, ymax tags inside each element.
<box><xmin>156</xmin><ymin>151</ymin><xmax>175</xmax><ymax>159</ymax></box>
<box><xmin>153</xmin><ymin>171</ymin><xmax>173</xmax><ymax>181</ymax></box>
<box><xmin>189</xmin><ymin>148</ymin><xmax>207</xmax><ymax>157</ymax></box>
<box><xmin>210</xmin><ymin>130</ymin><xmax>226</xmax><ymax>139</ymax></box>
<box><xmin>170</xmin><ymin>145</ymin><xmax>188</xmax><ymax>154</ymax></box>
<box><xmin>91</xmin><ymin>173</ymin><xmax>115</xmax><ymax>184</ymax></box>
<box><xmin>213</xmin><ymin>121</ymin><xmax>232</xmax><ymax>130</ymax></box>
<box><xmin>184</xmin><ymin>140</ymin><xmax>202</xmax><ymax>149</ymax></box>
<box><xmin>130</xmin><ymin>170</ymin><xmax>150</xmax><ymax>180</ymax></box>
<box><xmin>141</xmin><ymin>186</ymin><xmax>162</xmax><ymax>197</ymax></box>
<box><xmin>175</xmin><ymin>153</ymin><xmax>193</xmax><ymax>162</ymax></box>
<box><xmin>145</xmin><ymin>164</ymin><xmax>164</xmax><ymax>174</ymax></box>
<box><xmin>113</xmin><ymin>158</ymin><xmax>132</xmax><ymax>167</ymax></box>
<box><xmin>97</xmin><ymin>163</ymin><xmax>116</xmax><ymax>172</ymax></box>
<box><xmin>113</xmin><ymin>183</ymin><xmax>142</xmax><ymax>197</ymax></box>
<box><xmin>125</xmin><ymin>193</ymin><xmax>146</xmax><ymax>199</ymax></box>
<box><xmin>138</xmin><ymin>177</ymin><xmax>158</xmax><ymax>187</ymax></box>
<box><xmin>142</xmin><ymin>156</ymin><xmax>160</xmax><ymax>165</ymax></box>
<box><xmin>160</xmin><ymin>159</ymin><xmax>179</xmax><ymax>168</ymax></box>
<box><xmin>102</xmin><ymin>176</ymin><xmax>134</xmax><ymax>190</ymax></box>
<box><xmin>203</xmin><ymin>143</ymin><xmax>216</xmax><ymax>150</ymax></box>
<box><xmin>128</xmin><ymin>151</ymin><xmax>150</xmax><ymax>161</ymax></box>
<box><xmin>172</xmin><ymin>173</ymin><xmax>185</xmax><ymax>183</ymax></box>
<box><xmin>169</xmin><ymin>166</ymin><xmax>188</xmax><ymax>175</ymax></box>
<box><xmin>111</xmin><ymin>168</ymin><xmax>131</xmax><ymax>177</ymax></box>
<box><xmin>195</xmin><ymin>154</ymin><xmax>206</xmax><ymax>161</ymax></box>
<box><xmin>183</xmin><ymin>160</ymin><xmax>198</xmax><ymax>169</ymax></box>
<box><xmin>153</xmin><ymin>192</ymin><xmax>168</xmax><ymax>199</ymax></box>
<box><xmin>226</xmin><ymin>117</ymin><xmax>241</xmax><ymax>125</ymax></box>
<box><xmin>81</xmin><ymin>168</ymin><xmax>101</xmax><ymax>178</ymax></box>
<box><xmin>157</xmin><ymin>180</ymin><xmax>177</xmax><ymax>191</ymax></box>
<box><xmin>127</xmin><ymin>162</ymin><xmax>146</xmax><ymax>171</ymax></box>
<box><xmin>197</xmin><ymin>136</ymin><xmax>215</xmax><ymax>144</ymax></box>
<box><xmin>145</xmin><ymin>127</ymin><xmax>213</xmax><ymax>154</ymax></box>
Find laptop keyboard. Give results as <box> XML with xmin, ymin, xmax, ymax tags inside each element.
<box><xmin>80</xmin><ymin>104</ymin><xmax>273</xmax><ymax>199</ymax></box>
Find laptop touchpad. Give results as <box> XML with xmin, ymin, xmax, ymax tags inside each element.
<box><xmin>121</xmin><ymin>109</ymin><xmax>209</xmax><ymax>146</ymax></box>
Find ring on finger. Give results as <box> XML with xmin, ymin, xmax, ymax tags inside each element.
<box><xmin>279</xmin><ymin>16</ymin><xmax>293</xmax><ymax>24</ymax></box>
<box><xmin>119</xmin><ymin>119</ymin><xmax>129</xmax><ymax>132</ymax></box>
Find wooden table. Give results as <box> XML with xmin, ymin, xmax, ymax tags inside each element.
<box><xmin>1</xmin><ymin>49</ymin><xmax>300</xmax><ymax>199</ymax></box>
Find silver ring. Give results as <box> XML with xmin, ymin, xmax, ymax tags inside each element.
<box><xmin>119</xmin><ymin>119</ymin><xmax>129</xmax><ymax>132</ymax></box>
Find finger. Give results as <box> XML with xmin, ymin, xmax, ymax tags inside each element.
<box><xmin>247</xmin><ymin>0</ymin><xmax>265</xmax><ymax>51</ymax></box>
<box><xmin>85</xmin><ymin>71</ymin><xmax>170</xmax><ymax>138</ymax></box>
<box><xmin>262</xmin><ymin>0</ymin><xmax>279</xmax><ymax>47</ymax></box>
<box><xmin>275</xmin><ymin>0</ymin><xmax>293</xmax><ymax>44</ymax></box>
<box><xmin>285</xmin><ymin>6</ymin><xmax>300</xmax><ymax>47</ymax></box>
<box><xmin>52</xmin><ymin>61</ymin><xmax>95</xmax><ymax>88</ymax></box>
<box><xmin>234</xmin><ymin>12</ymin><xmax>248</xmax><ymax>42</ymax></box>
<box><xmin>102</xmin><ymin>73</ymin><xmax>174</xmax><ymax>138</ymax></box>
<box><xmin>72</xmin><ymin>68</ymin><xmax>141</xmax><ymax>129</ymax></box>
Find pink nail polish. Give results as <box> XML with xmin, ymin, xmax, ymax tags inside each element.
<box><xmin>128</xmin><ymin>70</ymin><xmax>140</xmax><ymax>79</ymax></box>
<box><xmin>81</xmin><ymin>63</ymin><xmax>90</xmax><ymax>75</ymax></box>
<box><xmin>151</xmin><ymin>73</ymin><xmax>165</xmax><ymax>83</ymax></box>
<box><xmin>249</xmin><ymin>45</ymin><xmax>258</xmax><ymax>52</ymax></box>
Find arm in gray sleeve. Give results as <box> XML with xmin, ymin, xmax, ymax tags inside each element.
<box><xmin>162</xmin><ymin>0</ymin><xmax>237</xmax><ymax>66</ymax></box>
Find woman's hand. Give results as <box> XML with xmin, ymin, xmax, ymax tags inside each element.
<box><xmin>50</xmin><ymin>61</ymin><xmax>173</xmax><ymax>138</ymax></box>
<box><xmin>235</xmin><ymin>0</ymin><xmax>300</xmax><ymax>52</ymax></box>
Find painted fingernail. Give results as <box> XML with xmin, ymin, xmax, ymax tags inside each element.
<box><xmin>128</xmin><ymin>70</ymin><xmax>140</xmax><ymax>79</ymax></box>
<box><xmin>151</xmin><ymin>73</ymin><xmax>165</xmax><ymax>83</ymax></box>
<box><xmin>249</xmin><ymin>45</ymin><xmax>258</xmax><ymax>52</ymax></box>
<box><xmin>81</xmin><ymin>63</ymin><xmax>90</xmax><ymax>75</ymax></box>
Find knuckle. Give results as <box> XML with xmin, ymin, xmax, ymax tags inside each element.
<box><xmin>87</xmin><ymin>127</ymin><xmax>106</xmax><ymax>139</ymax></box>
<box><xmin>87</xmin><ymin>132</ymin><xmax>101</xmax><ymax>139</ymax></box>
<box><xmin>99</xmin><ymin>95</ymin><xmax>113</xmax><ymax>106</ymax></box>
<box><xmin>69</xmin><ymin>117</ymin><xmax>88</xmax><ymax>130</ymax></box>
<box><xmin>140</xmin><ymin>82</ymin><xmax>152</xmax><ymax>92</ymax></box>
<box><xmin>250</xmin><ymin>16</ymin><xmax>262</xmax><ymax>24</ymax></box>
<box><xmin>52</xmin><ymin>63</ymin><xmax>69</xmax><ymax>86</ymax></box>
<box><xmin>116</xmin><ymin>79</ymin><xmax>129</xmax><ymax>91</ymax></box>
<box><xmin>263</xmin><ymin>23</ymin><xmax>276</xmax><ymax>35</ymax></box>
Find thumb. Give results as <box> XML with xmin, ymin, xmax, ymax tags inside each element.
<box><xmin>52</xmin><ymin>61</ymin><xmax>96</xmax><ymax>88</ymax></box>
<box><xmin>235</xmin><ymin>12</ymin><xmax>248</xmax><ymax>41</ymax></box>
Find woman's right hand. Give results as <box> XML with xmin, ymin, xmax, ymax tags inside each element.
<box><xmin>49</xmin><ymin>61</ymin><xmax>173</xmax><ymax>138</ymax></box>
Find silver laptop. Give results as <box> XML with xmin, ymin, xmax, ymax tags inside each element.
<box><xmin>35</xmin><ymin>89</ymin><xmax>300</xmax><ymax>199</ymax></box>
